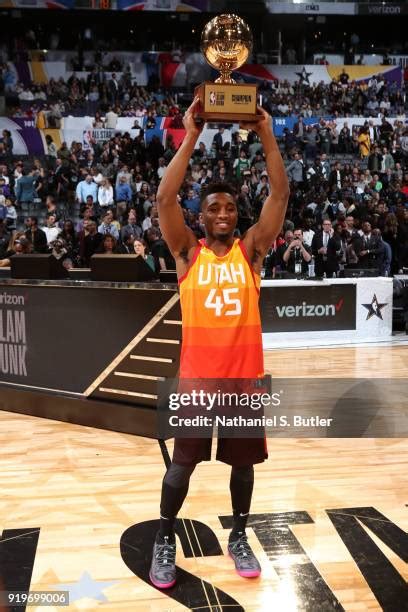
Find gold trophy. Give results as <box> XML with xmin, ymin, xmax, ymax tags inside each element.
<box><xmin>195</xmin><ymin>13</ymin><xmax>259</xmax><ymax>123</ymax></box>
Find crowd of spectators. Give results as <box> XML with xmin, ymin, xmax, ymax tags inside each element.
<box><xmin>2</xmin><ymin>60</ymin><xmax>407</xmax><ymax>121</ymax></box>
<box><xmin>0</xmin><ymin>100</ymin><xmax>407</xmax><ymax>278</ymax></box>
<box><xmin>1</xmin><ymin>63</ymin><xmax>173</xmax><ymax>121</ymax></box>
<box><xmin>262</xmin><ymin>72</ymin><xmax>407</xmax><ymax>119</ymax></box>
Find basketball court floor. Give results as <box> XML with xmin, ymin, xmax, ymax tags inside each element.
<box><xmin>0</xmin><ymin>345</ymin><xmax>407</xmax><ymax>611</ymax></box>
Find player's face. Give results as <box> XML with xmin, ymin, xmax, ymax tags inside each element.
<box><xmin>202</xmin><ymin>193</ymin><xmax>238</xmax><ymax>241</ymax></box>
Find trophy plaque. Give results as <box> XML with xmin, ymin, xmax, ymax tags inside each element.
<box><xmin>195</xmin><ymin>13</ymin><xmax>259</xmax><ymax>123</ymax></box>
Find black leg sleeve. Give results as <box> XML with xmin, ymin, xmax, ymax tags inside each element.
<box><xmin>159</xmin><ymin>462</ymin><xmax>196</xmax><ymax>539</ymax></box>
<box><xmin>229</xmin><ymin>465</ymin><xmax>254</xmax><ymax>538</ymax></box>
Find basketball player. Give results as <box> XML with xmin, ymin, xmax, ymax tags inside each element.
<box><xmin>150</xmin><ymin>97</ymin><xmax>289</xmax><ymax>588</ymax></box>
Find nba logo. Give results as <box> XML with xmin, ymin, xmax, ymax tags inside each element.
<box><xmin>209</xmin><ymin>91</ymin><xmax>216</xmax><ymax>105</ymax></box>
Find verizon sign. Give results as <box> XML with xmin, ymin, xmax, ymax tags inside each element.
<box><xmin>275</xmin><ymin>299</ymin><xmax>343</xmax><ymax>319</ymax></box>
<box><xmin>359</xmin><ymin>3</ymin><xmax>407</xmax><ymax>16</ymax></box>
<box><xmin>260</xmin><ymin>285</ymin><xmax>356</xmax><ymax>332</ymax></box>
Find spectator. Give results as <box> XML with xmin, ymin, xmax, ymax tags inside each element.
<box><xmin>45</xmin><ymin>135</ymin><xmax>58</xmax><ymax>163</ymax></box>
<box><xmin>60</xmin><ymin>219</ymin><xmax>79</xmax><ymax>264</ymax></box>
<box><xmin>338</xmin><ymin>123</ymin><xmax>352</xmax><ymax>154</ymax></box>
<box><xmin>115</xmin><ymin>165</ymin><xmax>132</xmax><ymax>187</ymax></box>
<box><xmin>286</xmin><ymin>152</ymin><xmax>305</xmax><ymax>185</ymax></box>
<box><xmin>79</xmin><ymin>220</ymin><xmax>103</xmax><ymax>266</ymax></box>
<box><xmin>54</xmin><ymin>158</ymin><xmax>70</xmax><ymax>198</ymax></box>
<box><xmin>98</xmin><ymin>209</ymin><xmax>120</xmax><ymax>240</ymax></box>
<box><xmin>311</xmin><ymin>219</ymin><xmax>342</xmax><ymax>277</ymax></box>
<box><xmin>133</xmin><ymin>238</ymin><xmax>156</xmax><ymax>272</ymax></box>
<box><xmin>303</xmin><ymin>125</ymin><xmax>320</xmax><ymax>160</ymax></box>
<box><xmin>98</xmin><ymin>178</ymin><xmax>115</xmax><ymax>211</ymax></box>
<box><xmin>96</xmin><ymin>233</ymin><xmax>119</xmax><ymax>254</ymax></box>
<box><xmin>358</xmin><ymin>126</ymin><xmax>370</xmax><ymax>159</ymax></box>
<box><xmin>236</xmin><ymin>184</ymin><xmax>253</xmax><ymax>234</ymax></box>
<box><xmin>368</xmin><ymin>145</ymin><xmax>382</xmax><ymax>174</ymax></box>
<box><xmin>157</xmin><ymin>157</ymin><xmax>167</xmax><ymax>180</ymax></box>
<box><xmin>146</xmin><ymin>227</ymin><xmax>175</xmax><ymax>272</ymax></box>
<box><xmin>142</xmin><ymin>205</ymin><xmax>158</xmax><ymax>233</ymax></box>
<box><xmin>15</xmin><ymin>167</ymin><xmax>36</xmax><ymax>208</ymax></box>
<box><xmin>380</xmin><ymin>147</ymin><xmax>395</xmax><ymax>174</ymax></box>
<box><xmin>41</xmin><ymin>214</ymin><xmax>62</xmax><ymax>245</ymax></box>
<box><xmin>0</xmin><ymin>234</ymin><xmax>33</xmax><ymax>267</ymax></box>
<box><xmin>212</xmin><ymin>127</ymin><xmax>225</xmax><ymax>152</ymax></box>
<box><xmin>105</xmin><ymin>105</ymin><xmax>118</xmax><ymax>128</ymax></box>
<box><xmin>282</xmin><ymin>228</ymin><xmax>312</xmax><ymax>275</ymax></box>
<box><xmin>233</xmin><ymin>150</ymin><xmax>250</xmax><ymax>179</ymax></box>
<box><xmin>1</xmin><ymin>130</ymin><xmax>13</xmax><ymax>157</ymax></box>
<box><xmin>121</xmin><ymin>210</ymin><xmax>142</xmax><ymax>243</ymax></box>
<box><xmin>76</xmin><ymin>174</ymin><xmax>98</xmax><ymax>204</ymax></box>
<box><xmin>372</xmin><ymin>228</ymin><xmax>392</xmax><ymax>276</ymax></box>
<box><xmin>183</xmin><ymin>188</ymin><xmax>200</xmax><ymax>214</ymax></box>
<box><xmin>355</xmin><ymin>221</ymin><xmax>384</xmax><ymax>270</ymax></box>
<box><xmin>135</xmin><ymin>182</ymin><xmax>150</xmax><ymax>217</ymax></box>
<box><xmin>5</xmin><ymin>198</ymin><xmax>17</xmax><ymax>232</ymax></box>
<box><xmin>115</xmin><ymin>174</ymin><xmax>133</xmax><ymax>220</ymax></box>
<box><xmin>383</xmin><ymin>213</ymin><xmax>405</xmax><ymax>275</ymax></box>
<box><xmin>24</xmin><ymin>216</ymin><xmax>48</xmax><ymax>253</ymax></box>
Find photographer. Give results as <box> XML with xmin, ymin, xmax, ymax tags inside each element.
<box><xmin>282</xmin><ymin>228</ymin><xmax>312</xmax><ymax>275</ymax></box>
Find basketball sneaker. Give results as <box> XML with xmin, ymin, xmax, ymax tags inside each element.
<box><xmin>228</xmin><ymin>533</ymin><xmax>261</xmax><ymax>578</ymax></box>
<box><xmin>149</xmin><ymin>534</ymin><xmax>176</xmax><ymax>589</ymax></box>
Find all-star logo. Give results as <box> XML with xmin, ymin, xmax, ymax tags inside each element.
<box><xmin>295</xmin><ymin>67</ymin><xmax>313</xmax><ymax>84</ymax></box>
<box><xmin>362</xmin><ymin>294</ymin><xmax>387</xmax><ymax>320</ymax></box>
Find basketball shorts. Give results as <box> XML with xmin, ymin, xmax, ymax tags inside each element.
<box><xmin>173</xmin><ymin>436</ymin><xmax>268</xmax><ymax>467</ymax></box>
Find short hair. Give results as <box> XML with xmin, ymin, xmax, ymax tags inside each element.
<box><xmin>199</xmin><ymin>182</ymin><xmax>237</xmax><ymax>208</ymax></box>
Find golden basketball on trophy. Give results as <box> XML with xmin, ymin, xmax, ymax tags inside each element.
<box><xmin>195</xmin><ymin>13</ymin><xmax>260</xmax><ymax>123</ymax></box>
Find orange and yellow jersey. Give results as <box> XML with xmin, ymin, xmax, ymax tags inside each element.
<box><xmin>178</xmin><ymin>238</ymin><xmax>264</xmax><ymax>379</ymax></box>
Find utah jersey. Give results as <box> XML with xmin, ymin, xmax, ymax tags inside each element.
<box><xmin>179</xmin><ymin>238</ymin><xmax>264</xmax><ymax>379</ymax></box>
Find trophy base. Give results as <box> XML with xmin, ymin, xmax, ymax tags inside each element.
<box><xmin>194</xmin><ymin>82</ymin><xmax>260</xmax><ymax>124</ymax></box>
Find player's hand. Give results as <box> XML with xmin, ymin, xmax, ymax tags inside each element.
<box><xmin>183</xmin><ymin>96</ymin><xmax>204</xmax><ymax>138</ymax></box>
<box><xmin>239</xmin><ymin>105</ymin><xmax>273</xmax><ymax>136</ymax></box>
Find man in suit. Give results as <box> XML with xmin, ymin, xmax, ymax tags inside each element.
<box><xmin>108</xmin><ymin>73</ymin><xmax>121</xmax><ymax>105</ymax></box>
<box><xmin>355</xmin><ymin>221</ymin><xmax>384</xmax><ymax>270</ymax></box>
<box><xmin>311</xmin><ymin>219</ymin><xmax>342</xmax><ymax>277</ymax></box>
<box><xmin>328</xmin><ymin>161</ymin><xmax>343</xmax><ymax>191</ymax></box>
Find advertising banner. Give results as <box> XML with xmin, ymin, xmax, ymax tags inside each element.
<box><xmin>260</xmin><ymin>284</ymin><xmax>356</xmax><ymax>333</ymax></box>
<box><xmin>0</xmin><ymin>284</ymin><xmax>176</xmax><ymax>393</ymax></box>
<box><xmin>267</xmin><ymin>2</ymin><xmax>356</xmax><ymax>15</ymax></box>
<box><xmin>358</xmin><ymin>3</ymin><xmax>408</xmax><ymax>16</ymax></box>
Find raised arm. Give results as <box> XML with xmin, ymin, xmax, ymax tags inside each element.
<box><xmin>156</xmin><ymin>98</ymin><xmax>202</xmax><ymax>258</ymax></box>
<box><xmin>242</xmin><ymin>108</ymin><xmax>289</xmax><ymax>262</ymax></box>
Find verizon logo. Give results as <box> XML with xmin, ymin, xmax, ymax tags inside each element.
<box><xmin>368</xmin><ymin>6</ymin><xmax>400</xmax><ymax>15</ymax></box>
<box><xmin>276</xmin><ymin>299</ymin><xmax>344</xmax><ymax>318</ymax></box>
<box><xmin>0</xmin><ymin>292</ymin><xmax>25</xmax><ymax>306</ymax></box>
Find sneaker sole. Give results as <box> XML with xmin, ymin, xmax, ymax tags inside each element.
<box><xmin>149</xmin><ymin>571</ymin><xmax>176</xmax><ymax>589</ymax></box>
<box><xmin>228</xmin><ymin>551</ymin><xmax>261</xmax><ymax>578</ymax></box>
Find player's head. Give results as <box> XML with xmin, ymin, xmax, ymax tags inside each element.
<box><xmin>199</xmin><ymin>182</ymin><xmax>238</xmax><ymax>241</ymax></box>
